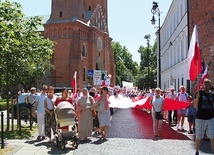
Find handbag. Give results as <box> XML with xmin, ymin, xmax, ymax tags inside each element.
<box><xmin>89</xmin><ymin>96</ymin><xmax>96</xmax><ymax>118</ymax></box>
<box><xmin>96</xmin><ymin>100</ymin><xmax>105</xmax><ymax>112</ymax></box>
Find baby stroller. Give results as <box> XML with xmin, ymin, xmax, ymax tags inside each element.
<box><xmin>55</xmin><ymin>101</ymin><xmax>78</xmax><ymax>149</ymax></box>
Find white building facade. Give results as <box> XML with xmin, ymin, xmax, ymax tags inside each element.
<box><xmin>160</xmin><ymin>0</ymin><xmax>190</xmax><ymax>92</ymax></box>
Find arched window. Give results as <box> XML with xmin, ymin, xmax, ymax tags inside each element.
<box><xmin>83</xmin><ymin>67</ymin><xmax>86</xmax><ymax>81</ymax></box>
<box><xmin>59</xmin><ymin>11</ymin><xmax>62</xmax><ymax>17</ymax></box>
<box><xmin>82</xmin><ymin>43</ymin><xmax>86</xmax><ymax>57</ymax></box>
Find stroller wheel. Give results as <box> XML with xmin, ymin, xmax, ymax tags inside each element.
<box><xmin>61</xmin><ymin>140</ymin><xmax>66</xmax><ymax>150</ymax></box>
<box><xmin>56</xmin><ymin>137</ymin><xmax>59</xmax><ymax>147</ymax></box>
<box><xmin>73</xmin><ymin>140</ymin><xmax>79</xmax><ymax>149</ymax></box>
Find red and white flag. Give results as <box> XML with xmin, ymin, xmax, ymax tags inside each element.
<box><xmin>187</xmin><ymin>25</ymin><xmax>202</xmax><ymax>81</ymax></box>
<box><xmin>199</xmin><ymin>66</ymin><xmax>208</xmax><ymax>84</ymax></box>
<box><xmin>71</xmin><ymin>71</ymin><xmax>77</xmax><ymax>98</ymax></box>
<box><xmin>194</xmin><ymin>66</ymin><xmax>208</xmax><ymax>91</ymax></box>
<box><xmin>101</xmin><ymin>80</ymin><xmax>106</xmax><ymax>86</ymax></box>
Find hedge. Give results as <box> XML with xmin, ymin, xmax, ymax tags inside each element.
<box><xmin>0</xmin><ymin>100</ymin><xmax>12</xmax><ymax>111</ymax></box>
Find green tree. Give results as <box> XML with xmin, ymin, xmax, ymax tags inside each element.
<box><xmin>0</xmin><ymin>1</ymin><xmax>54</xmax><ymax>130</ymax></box>
<box><xmin>137</xmin><ymin>41</ymin><xmax>157</xmax><ymax>90</ymax></box>
<box><xmin>111</xmin><ymin>42</ymin><xmax>138</xmax><ymax>86</ymax></box>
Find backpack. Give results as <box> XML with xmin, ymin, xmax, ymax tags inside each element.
<box><xmin>178</xmin><ymin>92</ymin><xmax>188</xmax><ymax>99</ymax></box>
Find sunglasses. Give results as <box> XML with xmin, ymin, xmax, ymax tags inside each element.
<box><xmin>204</xmin><ymin>81</ymin><xmax>210</xmax><ymax>83</ymax></box>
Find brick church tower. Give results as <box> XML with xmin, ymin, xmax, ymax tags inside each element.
<box><xmin>44</xmin><ymin>0</ymin><xmax>115</xmax><ymax>88</ymax></box>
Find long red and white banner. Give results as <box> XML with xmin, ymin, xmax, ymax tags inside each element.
<box><xmin>109</xmin><ymin>94</ymin><xmax>190</xmax><ymax>110</ymax></box>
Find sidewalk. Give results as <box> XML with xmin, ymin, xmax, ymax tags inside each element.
<box><xmin>5</xmin><ymin>137</ymin><xmax>75</xmax><ymax>155</ymax></box>
<box><xmin>0</xmin><ymin>110</ymin><xmax>75</xmax><ymax>155</ymax></box>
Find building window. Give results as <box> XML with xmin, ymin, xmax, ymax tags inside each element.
<box><xmin>89</xmin><ymin>6</ymin><xmax>91</xmax><ymax>11</ymax></box>
<box><xmin>181</xmin><ymin>77</ymin><xmax>184</xmax><ymax>85</ymax></box>
<box><xmin>82</xmin><ymin>43</ymin><xmax>86</xmax><ymax>57</ymax></box>
<box><xmin>59</xmin><ymin>11</ymin><xmax>62</xmax><ymax>17</ymax></box>
<box><xmin>82</xmin><ymin>14</ymin><xmax>84</xmax><ymax>19</ymax></box>
<box><xmin>83</xmin><ymin>67</ymin><xmax>86</xmax><ymax>81</ymax></box>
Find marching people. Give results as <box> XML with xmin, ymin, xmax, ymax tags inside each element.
<box><xmin>33</xmin><ymin>85</ymin><xmax>48</xmax><ymax>140</ymax></box>
<box><xmin>77</xmin><ymin>88</ymin><xmax>95</xmax><ymax>141</ymax></box>
<box><xmin>150</xmin><ymin>88</ymin><xmax>165</xmax><ymax>137</ymax></box>
<box><xmin>24</xmin><ymin>87</ymin><xmax>37</xmax><ymax>109</ymax></box>
<box><xmin>186</xmin><ymin>96</ymin><xmax>196</xmax><ymax>134</ymax></box>
<box><xmin>175</xmin><ymin>85</ymin><xmax>188</xmax><ymax>131</ymax></box>
<box><xmin>95</xmin><ymin>86</ymin><xmax>111</xmax><ymax>140</ymax></box>
<box><xmin>194</xmin><ymin>78</ymin><xmax>214</xmax><ymax>155</ymax></box>
<box><xmin>24</xmin><ymin>87</ymin><xmax>37</xmax><ymax>124</ymax></box>
<box><xmin>166</xmin><ymin>88</ymin><xmax>177</xmax><ymax>126</ymax></box>
<box><xmin>44</xmin><ymin>86</ymin><xmax>57</xmax><ymax>142</ymax></box>
<box><xmin>68</xmin><ymin>89</ymin><xmax>73</xmax><ymax>99</ymax></box>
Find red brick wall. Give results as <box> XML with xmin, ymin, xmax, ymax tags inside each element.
<box><xmin>189</xmin><ymin>0</ymin><xmax>214</xmax><ymax>86</ymax></box>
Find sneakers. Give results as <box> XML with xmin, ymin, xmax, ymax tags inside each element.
<box><xmin>180</xmin><ymin>127</ymin><xmax>185</xmax><ymax>132</ymax></box>
<box><xmin>188</xmin><ymin>130</ymin><xmax>193</xmax><ymax>134</ymax></box>
<box><xmin>37</xmin><ymin>136</ymin><xmax>46</xmax><ymax>140</ymax></box>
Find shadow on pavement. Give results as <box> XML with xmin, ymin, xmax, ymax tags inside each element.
<box><xmin>25</xmin><ymin>139</ymin><xmax>75</xmax><ymax>154</ymax></box>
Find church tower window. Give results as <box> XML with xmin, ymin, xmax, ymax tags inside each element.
<box><xmin>88</xmin><ymin>6</ymin><xmax>91</xmax><ymax>11</ymax></box>
<box><xmin>82</xmin><ymin>43</ymin><xmax>86</xmax><ymax>57</ymax></box>
<box><xmin>59</xmin><ymin>11</ymin><xmax>62</xmax><ymax>17</ymax></box>
<box><xmin>83</xmin><ymin>67</ymin><xmax>86</xmax><ymax>81</ymax></box>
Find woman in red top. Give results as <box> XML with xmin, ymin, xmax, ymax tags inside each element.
<box><xmin>55</xmin><ymin>87</ymin><xmax>73</xmax><ymax>131</ymax></box>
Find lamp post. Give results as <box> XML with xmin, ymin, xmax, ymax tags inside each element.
<box><xmin>144</xmin><ymin>34</ymin><xmax>151</xmax><ymax>90</ymax></box>
<box><xmin>151</xmin><ymin>1</ymin><xmax>161</xmax><ymax>88</ymax></box>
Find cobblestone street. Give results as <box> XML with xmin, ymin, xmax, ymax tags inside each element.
<box><xmin>74</xmin><ymin>108</ymin><xmax>213</xmax><ymax>155</ymax></box>
<box><xmin>5</xmin><ymin>108</ymin><xmax>213</xmax><ymax>155</ymax></box>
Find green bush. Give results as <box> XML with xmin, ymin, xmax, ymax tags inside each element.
<box><xmin>0</xmin><ymin>99</ymin><xmax>12</xmax><ymax>111</ymax></box>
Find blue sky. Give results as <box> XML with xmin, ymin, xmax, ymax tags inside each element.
<box><xmin>9</xmin><ymin>0</ymin><xmax>173</xmax><ymax>64</ymax></box>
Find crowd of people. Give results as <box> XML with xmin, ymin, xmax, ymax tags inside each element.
<box><xmin>23</xmin><ymin>85</ymin><xmax>113</xmax><ymax>143</ymax></box>
<box><xmin>148</xmin><ymin>78</ymin><xmax>214</xmax><ymax>155</ymax></box>
<box><xmin>22</xmin><ymin>78</ymin><xmax>213</xmax><ymax>154</ymax></box>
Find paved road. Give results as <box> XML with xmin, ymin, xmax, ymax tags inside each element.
<box><xmin>3</xmin><ymin>108</ymin><xmax>213</xmax><ymax>155</ymax></box>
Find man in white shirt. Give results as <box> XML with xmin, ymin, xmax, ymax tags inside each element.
<box><xmin>166</xmin><ymin>88</ymin><xmax>177</xmax><ymax>126</ymax></box>
<box><xmin>33</xmin><ymin>85</ymin><xmax>48</xmax><ymax>140</ymax></box>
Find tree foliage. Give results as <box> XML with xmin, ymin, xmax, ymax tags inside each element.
<box><xmin>111</xmin><ymin>42</ymin><xmax>138</xmax><ymax>86</ymax></box>
<box><xmin>0</xmin><ymin>1</ymin><xmax>54</xmax><ymax>94</ymax></box>
<box><xmin>137</xmin><ymin>40</ymin><xmax>157</xmax><ymax>90</ymax></box>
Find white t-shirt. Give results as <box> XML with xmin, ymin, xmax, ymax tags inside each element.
<box><xmin>152</xmin><ymin>96</ymin><xmax>164</xmax><ymax>112</ymax></box>
<box><xmin>36</xmin><ymin>93</ymin><xmax>47</xmax><ymax>114</ymax></box>
<box><xmin>166</xmin><ymin>93</ymin><xmax>177</xmax><ymax>100</ymax></box>
<box><xmin>27</xmin><ymin>93</ymin><xmax>37</xmax><ymax>104</ymax></box>
<box><xmin>178</xmin><ymin>93</ymin><xmax>188</xmax><ymax>102</ymax></box>
<box><xmin>44</xmin><ymin>95</ymin><xmax>57</xmax><ymax>110</ymax></box>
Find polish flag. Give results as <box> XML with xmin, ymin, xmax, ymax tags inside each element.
<box><xmin>71</xmin><ymin>71</ymin><xmax>77</xmax><ymax>98</ymax></box>
<box><xmin>101</xmin><ymin>80</ymin><xmax>106</xmax><ymax>86</ymax></box>
<box><xmin>194</xmin><ymin>66</ymin><xmax>208</xmax><ymax>91</ymax></box>
<box><xmin>199</xmin><ymin>66</ymin><xmax>208</xmax><ymax>84</ymax></box>
<box><xmin>187</xmin><ymin>25</ymin><xmax>202</xmax><ymax>81</ymax></box>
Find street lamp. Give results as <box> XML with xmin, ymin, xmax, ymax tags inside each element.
<box><xmin>151</xmin><ymin>1</ymin><xmax>161</xmax><ymax>88</ymax></box>
<box><xmin>144</xmin><ymin>34</ymin><xmax>151</xmax><ymax>90</ymax></box>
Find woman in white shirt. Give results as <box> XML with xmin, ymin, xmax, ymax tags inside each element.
<box><xmin>150</xmin><ymin>88</ymin><xmax>165</xmax><ymax>137</ymax></box>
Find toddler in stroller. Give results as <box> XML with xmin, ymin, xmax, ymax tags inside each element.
<box><xmin>55</xmin><ymin>101</ymin><xmax>78</xmax><ymax>149</ymax></box>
